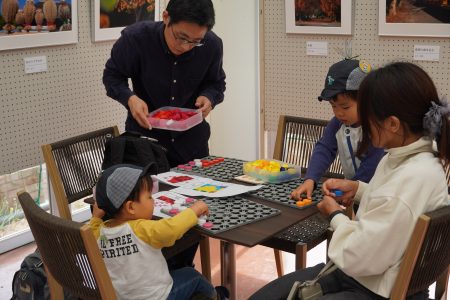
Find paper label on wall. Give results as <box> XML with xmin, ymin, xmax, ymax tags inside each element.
<box><xmin>306</xmin><ymin>41</ymin><xmax>328</xmax><ymax>56</ymax></box>
<box><xmin>24</xmin><ymin>56</ymin><xmax>48</xmax><ymax>74</ymax></box>
<box><xmin>413</xmin><ymin>45</ymin><xmax>439</xmax><ymax>62</ymax></box>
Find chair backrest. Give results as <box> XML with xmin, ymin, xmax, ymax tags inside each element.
<box><xmin>17</xmin><ymin>191</ymin><xmax>117</xmax><ymax>300</ymax></box>
<box><xmin>445</xmin><ymin>165</ymin><xmax>449</xmax><ymax>194</ymax></box>
<box><xmin>42</xmin><ymin>126</ymin><xmax>119</xmax><ymax>220</ymax></box>
<box><xmin>273</xmin><ymin>115</ymin><xmax>343</xmax><ymax>178</ymax></box>
<box><xmin>391</xmin><ymin>205</ymin><xmax>450</xmax><ymax>300</ymax></box>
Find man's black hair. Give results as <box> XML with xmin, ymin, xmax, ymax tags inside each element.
<box><xmin>166</xmin><ymin>0</ymin><xmax>215</xmax><ymax>30</ymax></box>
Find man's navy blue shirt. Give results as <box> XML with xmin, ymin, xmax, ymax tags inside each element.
<box><xmin>103</xmin><ymin>21</ymin><xmax>226</xmax><ymax>166</ymax></box>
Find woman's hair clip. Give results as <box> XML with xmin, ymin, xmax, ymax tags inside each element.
<box><xmin>423</xmin><ymin>96</ymin><xmax>450</xmax><ymax>139</ymax></box>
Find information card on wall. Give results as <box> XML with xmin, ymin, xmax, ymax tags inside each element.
<box><xmin>24</xmin><ymin>56</ymin><xmax>48</xmax><ymax>74</ymax></box>
<box><xmin>413</xmin><ymin>45</ymin><xmax>440</xmax><ymax>62</ymax></box>
<box><xmin>306</xmin><ymin>41</ymin><xmax>328</xmax><ymax>56</ymax></box>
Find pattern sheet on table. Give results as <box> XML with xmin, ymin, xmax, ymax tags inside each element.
<box><xmin>249</xmin><ymin>178</ymin><xmax>324</xmax><ymax>210</ymax></box>
<box><xmin>173</xmin><ymin>156</ymin><xmax>323</xmax><ymax>210</ymax></box>
<box><xmin>274</xmin><ymin>213</ymin><xmax>330</xmax><ymax>242</ymax></box>
<box><xmin>171</xmin><ymin>156</ymin><xmax>246</xmax><ymax>181</ymax></box>
<box><xmin>160</xmin><ymin>195</ymin><xmax>280</xmax><ymax>234</ymax></box>
<box><xmin>201</xmin><ymin>196</ymin><xmax>281</xmax><ymax>234</ymax></box>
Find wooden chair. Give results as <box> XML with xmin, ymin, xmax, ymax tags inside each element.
<box><xmin>262</xmin><ymin>116</ymin><xmax>344</xmax><ymax>276</ymax></box>
<box><xmin>266</xmin><ymin>205</ymin><xmax>450</xmax><ymax>300</ymax></box>
<box><xmin>42</xmin><ymin>126</ymin><xmax>120</xmax><ymax>220</ymax></box>
<box><xmin>273</xmin><ymin>116</ymin><xmax>344</xmax><ymax>179</ymax></box>
<box><xmin>41</xmin><ymin>126</ymin><xmax>211</xmax><ymax>281</ymax></box>
<box><xmin>17</xmin><ymin>191</ymin><xmax>117</xmax><ymax>300</ymax></box>
<box><xmin>391</xmin><ymin>205</ymin><xmax>450</xmax><ymax>300</ymax></box>
<box><xmin>445</xmin><ymin>165</ymin><xmax>449</xmax><ymax>194</ymax></box>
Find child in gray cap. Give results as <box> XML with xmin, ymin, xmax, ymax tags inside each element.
<box><xmin>291</xmin><ymin>59</ymin><xmax>384</xmax><ymax>202</ymax></box>
<box><xmin>90</xmin><ymin>163</ymin><xmax>228</xmax><ymax>300</ymax></box>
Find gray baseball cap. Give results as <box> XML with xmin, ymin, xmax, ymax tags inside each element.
<box><xmin>95</xmin><ymin>163</ymin><xmax>157</xmax><ymax>215</ymax></box>
<box><xmin>318</xmin><ymin>59</ymin><xmax>372</xmax><ymax>101</ymax></box>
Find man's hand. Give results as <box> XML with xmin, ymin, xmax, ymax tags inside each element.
<box><xmin>128</xmin><ymin>95</ymin><xmax>152</xmax><ymax>129</ymax></box>
<box><xmin>195</xmin><ymin>96</ymin><xmax>213</xmax><ymax>118</ymax></box>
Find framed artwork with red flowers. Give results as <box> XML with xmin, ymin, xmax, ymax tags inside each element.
<box><xmin>285</xmin><ymin>0</ymin><xmax>352</xmax><ymax>35</ymax></box>
<box><xmin>0</xmin><ymin>0</ymin><xmax>78</xmax><ymax>51</ymax></box>
<box><xmin>379</xmin><ymin>0</ymin><xmax>450</xmax><ymax>37</ymax></box>
<box><xmin>93</xmin><ymin>0</ymin><xmax>160</xmax><ymax>42</ymax></box>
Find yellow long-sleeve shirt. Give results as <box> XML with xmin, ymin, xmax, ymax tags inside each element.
<box><xmin>89</xmin><ymin>208</ymin><xmax>198</xmax><ymax>300</ymax></box>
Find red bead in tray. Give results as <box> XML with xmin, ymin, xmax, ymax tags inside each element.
<box><xmin>148</xmin><ymin>106</ymin><xmax>202</xmax><ymax>131</ymax></box>
<box><xmin>152</xmin><ymin>109</ymin><xmax>197</xmax><ymax>121</ymax></box>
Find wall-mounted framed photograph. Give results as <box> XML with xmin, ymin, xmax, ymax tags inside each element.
<box><xmin>159</xmin><ymin>0</ymin><xmax>168</xmax><ymax>19</ymax></box>
<box><xmin>0</xmin><ymin>0</ymin><xmax>78</xmax><ymax>51</ymax></box>
<box><xmin>379</xmin><ymin>0</ymin><xmax>450</xmax><ymax>37</ymax></box>
<box><xmin>285</xmin><ymin>0</ymin><xmax>352</xmax><ymax>35</ymax></box>
<box><xmin>92</xmin><ymin>0</ymin><xmax>160</xmax><ymax>42</ymax></box>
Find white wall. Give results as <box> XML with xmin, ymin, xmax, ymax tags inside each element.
<box><xmin>208</xmin><ymin>0</ymin><xmax>259</xmax><ymax>161</ymax></box>
<box><xmin>0</xmin><ymin>0</ymin><xmax>259</xmax><ymax>174</ymax></box>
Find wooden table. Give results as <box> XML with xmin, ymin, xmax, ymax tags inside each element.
<box><xmin>209</xmin><ymin>194</ymin><xmax>318</xmax><ymax>299</ymax></box>
<box><xmin>160</xmin><ymin>182</ymin><xmax>319</xmax><ymax>299</ymax></box>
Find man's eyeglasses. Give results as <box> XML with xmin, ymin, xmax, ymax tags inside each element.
<box><xmin>170</xmin><ymin>26</ymin><xmax>204</xmax><ymax>47</ymax></box>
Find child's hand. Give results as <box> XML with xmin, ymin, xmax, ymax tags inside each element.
<box><xmin>322</xmin><ymin>178</ymin><xmax>358</xmax><ymax>207</ymax></box>
<box><xmin>189</xmin><ymin>200</ymin><xmax>209</xmax><ymax>217</ymax></box>
<box><xmin>92</xmin><ymin>202</ymin><xmax>106</xmax><ymax>219</ymax></box>
<box><xmin>317</xmin><ymin>195</ymin><xmax>343</xmax><ymax>217</ymax></box>
<box><xmin>291</xmin><ymin>179</ymin><xmax>315</xmax><ymax>200</ymax></box>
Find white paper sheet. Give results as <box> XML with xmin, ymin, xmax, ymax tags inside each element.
<box><xmin>152</xmin><ymin>191</ymin><xmax>195</xmax><ymax>218</ymax></box>
<box><xmin>156</xmin><ymin>171</ymin><xmax>208</xmax><ymax>187</ymax></box>
<box><xmin>155</xmin><ymin>171</ymin><xmax>263</xmax><ymax>197</ymax></box>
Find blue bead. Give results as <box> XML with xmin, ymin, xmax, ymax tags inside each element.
<box><xmin>332</xmin><ymin>189</ymin><xmax>343</xmax><ymax>197</ymax></box>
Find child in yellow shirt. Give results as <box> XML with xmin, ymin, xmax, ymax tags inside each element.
<box><xmin>90</xmin><ymin>163</ymin><xmax>228</xmax><ymax>300</ymax></box>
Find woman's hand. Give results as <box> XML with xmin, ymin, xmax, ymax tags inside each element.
<box><xmin>322</xmin><ymin>178</ymin><xmax>359</xmax><ymax>207</ymax></box>
<box><xmin>317</xmin><ymin>195</ymin><xmax>343</xmax><ymax>217</ymax></box>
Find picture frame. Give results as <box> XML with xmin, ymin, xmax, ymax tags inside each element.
<box><xmin>159</xmin><ymin>0</ymin><xmax>169</xmax><ymax>18</ymax></box>
<box><xmin>379</xmin><ymin>1</ymin><xmax>450</xmax><ymax>37</ymax></box>
<box><xmin>0</xmin><ymin>0</ymin><xmax>78</xmax><ymax>51</ymax></box>
<box><xmin>92</xmin><ymin>0</ymin><xmax>160</xmax><ymax>42</ymax></box>
<box><xmin>285</xmin><ymin>0</ymin><xmax>352</xmax><ymax>35</ymax></box>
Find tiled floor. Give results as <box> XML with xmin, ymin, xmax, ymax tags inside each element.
<box><xmin>192</xmin><ymin>238</ymin><xmax>314</xmax><ymax>300</ymax></box>
<box><xmin>0</xmin><ymin>238</ymin><xmax>327</xmax><ymax>300</ymax></box>
<box><xmin>0</xmin><ymin>241</ymin><xmax>37</xmax><ymax>299</ymax></box>
<box><xmin>1</xmin><ymin>239</ymin><xmax>448</xmax><ymax>299</ymax></box>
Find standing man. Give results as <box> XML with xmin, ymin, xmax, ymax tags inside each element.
<box><xmin>103</xmin><ymin>0</ymin><xmax>226</xmax><ymax>168</ymax></box>
<box><xmin>103</xmin><ymin>0</ymin><xmax>225</xmax><ymax>272</ymax></box>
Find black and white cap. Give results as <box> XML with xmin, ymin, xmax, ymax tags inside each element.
<box><xmin>95</xmin><ymin>163</ymin><xmax>157</xmax><ymax>215</ymax></box>
<box><xmin>318</xmin><ymin>59</ymin><xmax>372</xmax><ymax>101</ymax></box>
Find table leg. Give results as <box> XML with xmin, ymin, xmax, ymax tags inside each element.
<box><xmin>220</xmin><ymin>240</ymin><xmax>236</xmax><ymax>300</ymax></box>
<box><xmin>200</xmin><ymin>236</ymin><xmax>212</xmax><ymax>282</ymax></box>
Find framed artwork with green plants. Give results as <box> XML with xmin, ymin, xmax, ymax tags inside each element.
<box><xmin>93</xmin><ymin>0</ymin><xmax>160</xmax><ymax>42</ymax></box>
<box><xmin>0</xmin><ymin>0</ymin><xmax>78</xmax><ymax>51</ymax></box>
